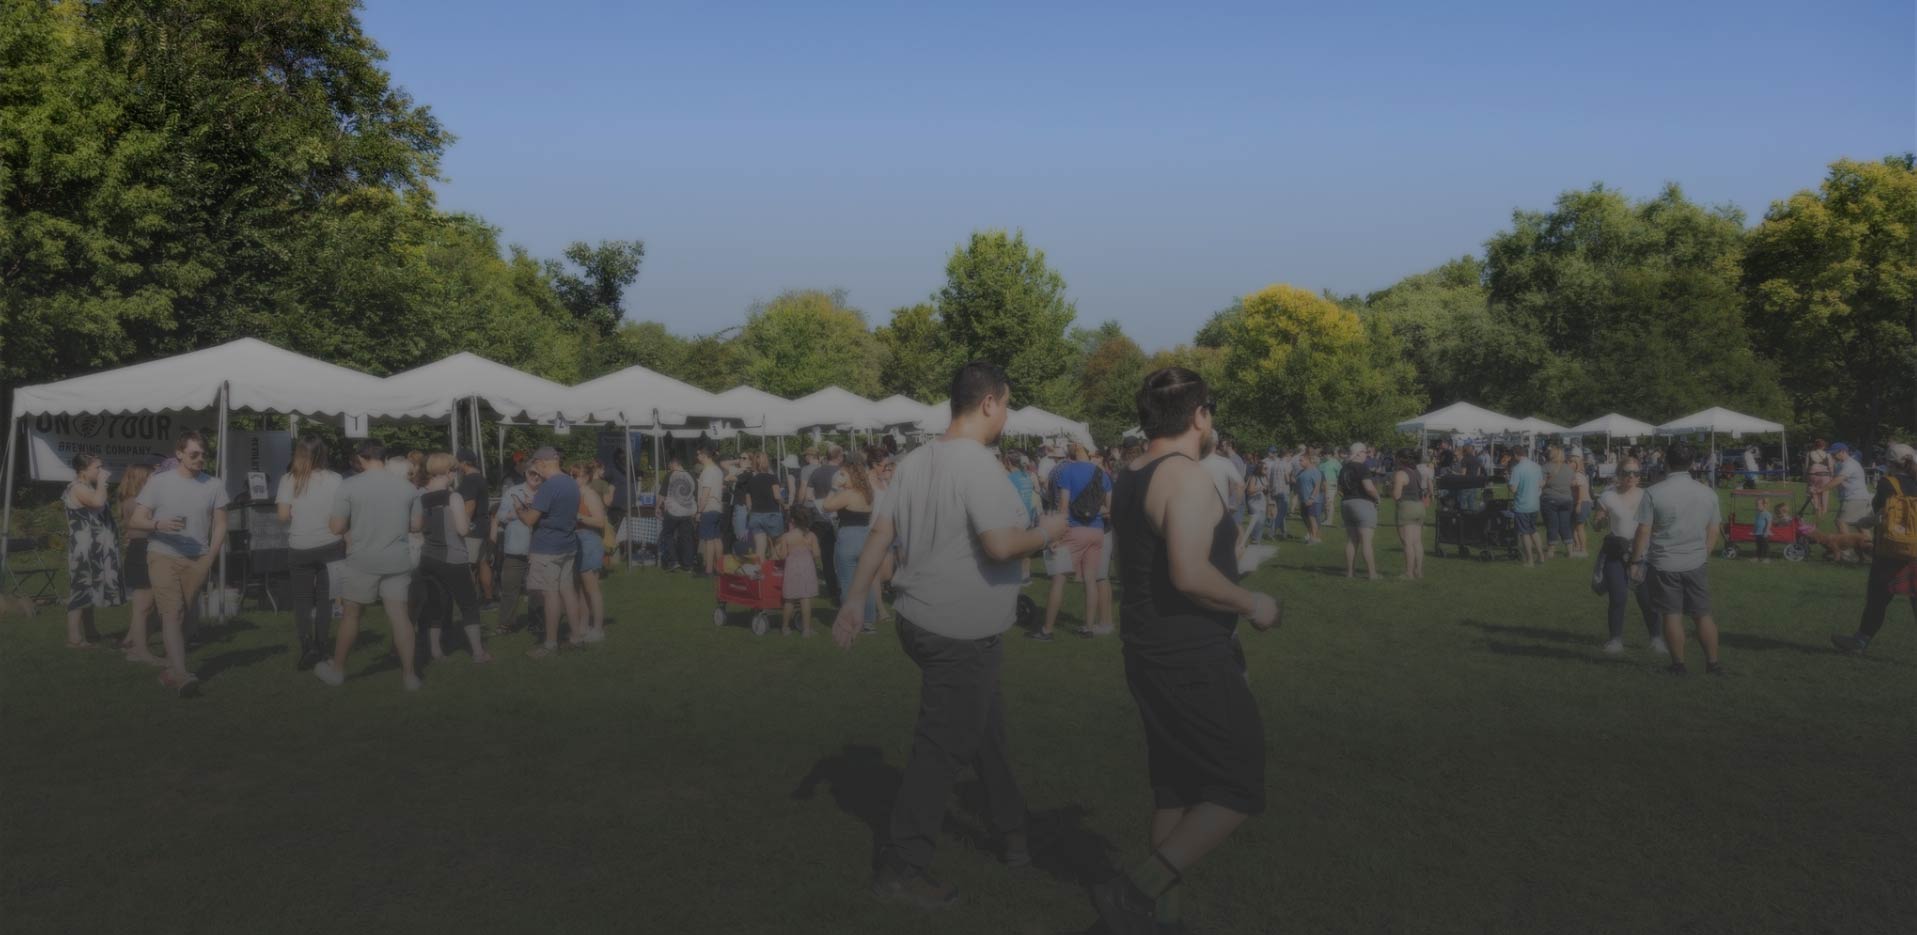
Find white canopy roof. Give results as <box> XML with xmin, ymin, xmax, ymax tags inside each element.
<box><xmin>872</xmin><ymin>394</ymin><xmax>937</xmax><ymax>431</ymax></box>
<box><xmin>1566</xmin><ymin>413</ymin><xmax>1658</xmax><ymax>438</ymax></box>
<box><xmin>785</xmin><ymin>386</ymin><xmax>884</xmax><ymax>433</ymax></box>
<box><xmin>570</xmin><ymin>365</ymin><xmax>736</xmax><ymax>428</ymax></box>
<box><xmin>1655</xmin><ymin>407</ymin><xmax>1785</xmax><ymax>436</ymax></box>
<box><xmin>1515</xmin><ymin>416</ymin><xmax>1569</xmax><ymax>435</ymax></box>
<box><xmin>714</xmin><ymin>386</ymin><xmax>801</xmax><ymax>434</ymax></box>
<box><xmin>1008</xmin><ymin>406</ymin><xmax>1095</xmax><ymax>448</ymax></box>
<box><xmin>1396</xmin><ymin>402</ymin><xmax>1524</xmax><ymax>436</ymax></box>
<box><xmin>10</xmin><ymin>338</ymin><xmax>449</xmax><ymax>420</ymax></box>
<box><xmin>383</xmin><ymin>352</ymin><xmax>591</xmax><ymax>423</ymax></box>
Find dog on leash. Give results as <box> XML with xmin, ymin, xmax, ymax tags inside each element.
<box><xmin>0</xmin><ymin>594</ymin><xmax>37</xmax><ymax>620</ymax></box>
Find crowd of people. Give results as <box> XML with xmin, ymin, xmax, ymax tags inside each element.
<box><xmin>41</xmin><ymin>358</ymin><xmax>1917</xmax><ymax>929</ymax></box>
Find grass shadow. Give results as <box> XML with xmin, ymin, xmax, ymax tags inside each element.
<box><xmin>1716</xmin><ymin>632</ymin><xmax>1829</xmax><ymax>656</ymax></box>
<box><xmin>198</xmin><ymin>644</ymin><xmax>287</xmax><ymax>683</ymax></box>
<box><xmin>791</xmin><ymin>744</ymin><xmax>899</xmax><ymax>869</ymax></box>
<box><xmin>1485</xmin><ymin>640</ymin><xmax>1637</xmax><ymax>668</ymax></box>
<box><xmin>1463</xmin><ymin>619</ymin><xmax>1593</xmax><ymax>647</ymax></box>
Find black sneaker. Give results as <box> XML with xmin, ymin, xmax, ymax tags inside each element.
<box><xmin>1089</xmin><ymin>874</ymin><xmax>1160</xmax><ymax>935</ymax></box>
<box><xmin>1706</xmin><ymin>661</ymin><xmax>1726</xmax><ymax>676</ymax></box>
<box><xmin>1664</xmin><ymin>662</ymin><xmax>1689</xmax><ymax>676</ymax></box>
<box><xmin>1026</xmin><ymin>630</ymin><xmax>1054</xmax><ymax>642</ymax></box>
<box><xmin>1830</xmin><ymin>634</ymin><xmax>1867</xmax><ymax>655</ymax></box>
<box><xmin>871</xmin><ymin>860</ymin><xmax>958</xmax><ymax>910</ymax></box>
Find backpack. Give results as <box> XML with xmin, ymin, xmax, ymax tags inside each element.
<box><xmin>1882</xmin><ymin>476</ymin><xmax>1917</xmax><ymax>561</ymax></box>
<box><xmin>1068</xmin><ymin>466</ymin><xmax>1108</xmax><ymax>525</ymax></box>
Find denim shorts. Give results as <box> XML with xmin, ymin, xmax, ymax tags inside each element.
<box><xmin>747</xmin><ymin>511</ymin><xmax>785</xmax><ymax>540</ymax></box>
<box><xmin>698</xmin><ymin>511</ymin><xmax>723</xmax><ymax>541</ymax></box>
<box><xmin>1513</xmin><ymin>511</ymin><xmax>1539</xmax><ymax>535</ymax></box>
<box><xmin>576</xmin><ymin>529</ymin><xmax>604</xmax><ymax>574</ymax></box>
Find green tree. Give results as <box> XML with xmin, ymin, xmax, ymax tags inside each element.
<box><xmin>1073</xmin><ymin>321</ymin><xmax>1149</xmax><ymax>444</ymax></box>
<box><xmin>738</xmin><ymin>289</ymin><xmax>883</xmax><ymax>397</ymax></box>
<box><xmin>1743</xmin><ymin>155</ymin><xmax>1917</xmax><ymax>452</ymax></box>
<box><xmin>676</xmin><ymin>329</ymin><xmax>748</xmax><ymax>393</ymax></box>
<box><xmin>1483</xmin><ymin>183</ymin><xmax>1784</xmax><ymax>423</ymax></box>
<box><xmin>1212</xmin><ymin>284</ymin><xmax>1421</xmax><ymax>444</ymax></box>
<box><xmin>934</xmin><ymin>230</ymin><xmax>1077</xmax><ymax>406</ymax></box>
<box><xmin>588</xmin><ymin>320</ymin><xmax>686</xmax><ymax>380</ymax></box>
<box><xmin>875</xmin><ymin>303</ymin><xmax>953</xmax><ymax>402</ymax></box>
<box><xmin>546</xmin><ymin>239</ymin><xmax>646</xmax><ymax>337</ymax></box>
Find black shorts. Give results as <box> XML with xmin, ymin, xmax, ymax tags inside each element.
<box><xmin>1124</xmin><ymin>651</ymin><xmax>1266</xmax><ymax>815</ymax></box>
<box><xmin>123</xmin><ymin>539</ymin><xmax>151</xmax><ymax>590</ymax></box>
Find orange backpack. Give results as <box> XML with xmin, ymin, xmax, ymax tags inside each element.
<box><xmin>1881</xmin><ymin>477</ymin><xmax>1917</xmax><ymax>561</ymax></box>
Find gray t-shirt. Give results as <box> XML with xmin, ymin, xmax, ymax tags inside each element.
<box><xmin>332</xmin><ymin>469</ymin><xmax>423</xmax><ymax>575</ymax></box>
<box><xmin>1635</xmin><ymin>474</ymin><xmax>1721</xmax><ymax>572</ymax></box>
<box><xmin>135</xmin><ymin>469</ymin><xmax>232</xmax><ymax>559</ymax></box>
<box><xmin>884</xmin><ymin>438</ymin><xmax>1034</xmax><ymax>640</ymax></box>
<box><xmin>664</xmin><ymin>470</ymin><xmax>697</xmax><ymax>518</ymax></box>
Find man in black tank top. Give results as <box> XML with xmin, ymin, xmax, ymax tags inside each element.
<box><xmin>1091</xmin><ymin>367</ymin><xmax>1281</xmax><ymax>935</ymax></box>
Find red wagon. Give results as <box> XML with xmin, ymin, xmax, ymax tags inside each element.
<box><xmin>712</xmin><ymin>561</ymin><xmax>786</xmax><ymax>635</ymax></box>
<box><xmin>1721</xmin><ymin>489</ymin><xmax>1813</xmax><ymax>561</ymax></box>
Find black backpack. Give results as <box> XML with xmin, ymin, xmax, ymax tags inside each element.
<box><xmin>1067</xmin><ymin>467</ymin><xmax>1108</xmax><ymax>524</ymax></box>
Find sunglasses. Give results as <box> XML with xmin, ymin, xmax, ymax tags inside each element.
<box><xmin>182</xmin><ymin>450</ymin><xmax>205</xmax><ymax>459</ymax></box>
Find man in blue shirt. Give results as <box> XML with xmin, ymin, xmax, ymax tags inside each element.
<box><xmin>1295</xmin><ymin>452</ymin><xmax>1324</xmax><ymax>545</ymax></box>
<box><xmin>1507</xmin><ymin>448</ymin><xmax>1544</xmax><ymax>566</ymax></box>
<box><xmin>1037</xmin><ymin>443</ymin><xmax>1110</xmax><ymax>640</ymax></box>
<box><xmin>515</xmin><ymin>447</ymin><xmax>585</xmax><ymax>656</ymax></box>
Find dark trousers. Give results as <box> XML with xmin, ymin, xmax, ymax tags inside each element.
<box><xmin>813</xmin><ymin>520</ymin><xmax>840</xmax><ymax>601</ymax></box>
<box><xmin>1859</xmin><ymin>555</ymin><xmax>1916</xmax><ymax>640</ymax></box>
<box><xmin>659</xmin><ymin>514</ymin><xmax>695</xmax><ymax>570</ymax></box>
<box><xmin>885</xmin><ymin>617</ymin><xmax>1026</xmax><ymax>870</ymax></box>
<box><xmin>496</xmin><ymin>554</ymin><xmax>529</xmax><ymax>631</ymax></box>
<box><xmin>1271</xmin><ymin>492</ymin><xmax>1289</xmax><ymax>538</ymax></box>
<box><xmin>287</xmin><ymin>545</ymin><xmax>333</xmax><ymax>655</ymax></box>
<box><xmin>1754</xmin><ymin>535</ymin><xmax>1770</xmax><ymax>560</ymax></box>
<box><xmin>419</xmin><ymin>556</ymin><xmax>480</xmax><ymax>631</ymax></box>
<box><xmin>1600</xmin><ymin>537</ymin><xmax>1659</xmax><ymax>641</ymax></box>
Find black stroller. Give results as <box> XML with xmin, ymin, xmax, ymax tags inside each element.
<box><xmin>1432</xmin><ymin>473</ymin><xmax>1521</xmax><ymax>561</ymax></box>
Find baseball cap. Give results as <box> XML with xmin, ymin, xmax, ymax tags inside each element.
<box><xmin>457</xmin><ymin>448</ymin><xmax>478</xmax><ymax>466</ymax></box>
<box><xmin>1267</xmin><ymin>446</ymin><xmax>1278</xmax><ymax>454</ymax></box>
<box><xmin>1829</xmin><ymin>442</ymin><xmax>1850</xmax><ymax>455</ymax></box>
<box><xmin>531</xmin><ymin>446</ymin><xmax>561</xmax><ymax>462</ymax></box>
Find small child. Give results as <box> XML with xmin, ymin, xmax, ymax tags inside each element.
<box><xmin>776</xmin><ymin>505</ymin><xmax>821</xmax><ymax>637</ymax></box>
<box><xmin>1753</xmin><ymin>497</ymin><xmax>1772</xmax><ymax>563</ymax></box>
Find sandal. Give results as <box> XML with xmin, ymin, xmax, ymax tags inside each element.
<box><xmin>158</xmin><ymin>671</ymin><xmax>200</xmax><ymax>697</ymax></box>
<box><xmin>65</xmin><ymin>640</ymin><xmax>97</xmax><ymax>650</ymax></box>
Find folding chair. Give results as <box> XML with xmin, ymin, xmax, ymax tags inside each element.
<box><xmin>2</xmin><ymin>536</ymin><xmax>60</xmax><ymax>606</ymax></box>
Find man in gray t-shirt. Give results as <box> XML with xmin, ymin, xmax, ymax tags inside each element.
<box><xmin>315</xmin><ymin>442</ymin><xmax>425</xmax><ymax>691</ymax></box>
<box><xmin>835</xmin><ymin>363</ymin><xmax>1066</xmax><ymax>909</ymax></box>
<box><xmin>1630</xmin><ymin>443</ymin><xmax>1723</xmax><ymax>675</ymax></box>
<box><xmin>128</xmin><ymin>431</ymin><xmax>230</xmax><ymax>693</ymax></box>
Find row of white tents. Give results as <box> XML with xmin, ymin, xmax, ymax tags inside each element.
<box><xmin>1396</xmin><ymin>401</ymin><xmax>1790</xmax><ymax>464</ymax></box>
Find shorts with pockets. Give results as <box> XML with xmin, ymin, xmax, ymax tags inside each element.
<box><xmin>336</xmin><ymin>565</ymin><xmax>410</xmax><ymax>605</ymax></box>
<box><xmin>1648</xmin><ymin>566</ymin><xmax>1712</xmax><ymax>616</ymax></box>
<box><xmin>1124</xmin><ymin>650</ymin><xmax>1266</xmax><ymax>815</ymax></box>
<box><xmin>527</xmin><ymin>550</ymin><xmax>577</xmax><ymax>592</ymax></box>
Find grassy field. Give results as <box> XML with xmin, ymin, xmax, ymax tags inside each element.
<box><xmin>3</xmin><ymin>486</ymin><xmax>1912</xmax><ymax>935</ymax></box>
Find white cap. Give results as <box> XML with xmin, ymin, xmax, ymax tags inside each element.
<box><xmin>1889</xmin><ymin>442</ymin><xmax>1916</xmax><ymax>464</ymax></box>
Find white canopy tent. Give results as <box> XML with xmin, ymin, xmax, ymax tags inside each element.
<box><xmin>1514</xmin><ymin>416</ymin><xmax>1569</xmax><ymax>436</ymax></box>
<box><xmin>1007</xmin><ymin>407</ymin><xmax>1095</xmax><ymax>449</ymax></box>
<box><xmin>383</xmin><ymin>352</ymin><xmax>599</xmax><ymax>479</ymax></box>
<box><xmin>3</xmin><ymin>338</ymin><xmax>452</xmax><ymax>616</ymax></box>
<box><xmin>1566</xmin><ymin>413</ymin><xmax>1657</xmax><ymax>456</ymax></box>
<box><xmin>714</xmin><ymin>386</ymin><xmax>801</xmax><ymax>437</ymax></box>
<box><xmin>1655</xmin><ymin>407</ymin><xmax>1789</xmax><ymax>477</ymax></box>
<box><xmin>871</xmin><ymin>394</ymin><xmax>938</xmax><ymax>433</ymax></box>
<box><xmin>785</xmin><ymin>386</ymin><xmax>886</xmax><ymax>435</ymax></box>
<box><xmin>1395</xmin><ymin>402</ymin><xmax>1525</xmax><ymax>447</ymax></box>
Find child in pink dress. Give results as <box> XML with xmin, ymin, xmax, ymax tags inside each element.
<box><xmin>776</xmin><ymin>505</ymin><xmax>821</xmax><ymax>637</ymax></box>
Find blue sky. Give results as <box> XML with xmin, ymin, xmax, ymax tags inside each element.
<box><xmin>361</xmin><ymin>0</ymin><xmax>1914</xmax><ymax>351</ymax></box>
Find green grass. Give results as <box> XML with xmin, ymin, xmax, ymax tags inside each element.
<box><xmin>3</xmin><ymin>485</ymin><xmax>1912</xmax><ymax>935</ymax></box>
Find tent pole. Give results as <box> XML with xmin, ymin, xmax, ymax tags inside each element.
<box><xmin>622</xmin><ymin>416</ymin><xmax>633</xmax><ymax>570</ymax></box>
<box><xmin>1</xmin><ymin>413</ymin><xmax>18</xmax><ymax>571</ymax></box>
<box><xmin>450</xmin><ymin>398</ymin><xmax>460</xmax><ymax>460</ymax></box>
<box><xmin>216</xmin><ymin>381</ymin><xmax>229</xmax><ymax>624</ymax></box>
<box><xmin>471</xmin><ymin>398</ymin><xmax>484</xmax><ymax>480</ymax></box>
<box><xmin>1780</xmin><ymin>430</ymin><xmax>1789</xmax><ymax>487</ymax></box>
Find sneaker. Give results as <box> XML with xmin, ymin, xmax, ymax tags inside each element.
<box><xmin>860</xmin><ymin>623</ymin><xmax>877</xmax><ymax>635</ymax></box>
<box><xmin>1026</xmin><ymin>630</ymin><xmax>1054</xmax><ymax>642</ymax></box>
<box><xmin>1663</xmin><ymin>662</ymin><xmax>1689</xmax><ymax>676</ymax></box>
<box><xmin>479</xmin><ymin>600</ymin><xmax>499</xmax><ymax>612</ymax></box>
<box><xmin>1602</xmin><ymin>638</ymin><xmax>1624</xmax><ymax>655</ymax></box>
<box><xmin>1649</xmin><ymin>636</ymin><xmax>1669</xmax><ymax>656</ymax></box>
<box><xmin>581</xmin><ymin>628</ymin><xmax>607</xmax><ymax>644</ymax></box>
<box><xmin>403</xmin><ymin>673</ymin><xmax>423</xmax><ymax>691</ymax></box>
<box><xmin>1830</xmin><ymin>634</ymin><xmax>1868</xmax><ymax>655</ymax></box>
<box><xmin>313</xmin><ymin>660</ymin><xmax>344</xmax><ymax>687</ymax></box>
<box><xmin>1089</xmin><ymin>874</ymin><xmax>1161</xmax><ymax>935</ymax></box>
<box><xmin>1705</xmin><ymin>661</ymin><xmax>1726</xmax><ymax>677</ymax></box>
<box><xmin>1090</xmin><ymin>624</ymin><xmax>1115</xmax><ymax>637</ymax></box>
<box><xmin>296</xmin><ymin>648</ymin><xmax>320</xmax><ymax>672</ymax></box>
<box><xmin>871</xmin><ymin>861</ymin><xmax>958</xmax><ymax>910</ymax></box>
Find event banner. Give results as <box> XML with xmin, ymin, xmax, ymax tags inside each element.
<box><xmin>223</xmin><ymin>430</ymin><xmax>294</xmax><ymax>502</ymax></box>
<box><xmin>25</xmin><ymin>411</ymin><xmax>219</xmax><ymax>483</ymax></box>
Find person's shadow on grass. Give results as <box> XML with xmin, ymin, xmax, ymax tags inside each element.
<box><xmin>790</xmin><ymin>744</ymin><xmax>1120</xmax><ymax>888</ymax></box>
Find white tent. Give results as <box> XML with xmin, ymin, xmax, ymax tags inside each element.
<box><xmin>1396</xmin><ymin>402</ymin><xmax>1525</xmax><ymax>437</ymax></box>
<box><xmin>871</xmin><ymin>394</ymin><xmax>937</xmax><ymax>432</ymax></box>
<box><xmin>1656</xmin><ymin>407</ymin><xmax>1789</xmax><ymax>477</ymax></box>
<box><xmin>1514</xmin><ymin>416</ymin><xmax>1569</xmax><ymax>436</ymax></box>
<box><xmin>786</xmin><ymin>386</ymin><xmax>885</xmax><ymax>434</ymax></box>
<box><xmin>1566</xmin><ymin>413</ymin><xmax>1658</xmax><ymax>439</ymax></box>
<box><xmin>570</xmin><ymin>365</ymin><xmax>737</xmax><ymax>430</ymax></box>
<box><xmin>1008</xmin><ymin>407</ymin><xmax>1095</xmax><ymax>449</ymax></box>
<box><xmin>714</xmin><ymin>386</ymin><xmax>801</xmax><ymax>437</ymax></box>
<box><xmin>384</xmin><ymin>352</ymin><xmax>590</xmax><ymax>424</ymax></box>
<box><xmin>4</xmin><ymin>338</ymin><xmax>452</xmax><ymax>617</ymax></box>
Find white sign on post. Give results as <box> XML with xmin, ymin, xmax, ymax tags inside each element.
<box><xmin>554</xmin><ymin>418</ymin><xmax>571</xmax><ymax>436</ymax></box>
<box><xmin>342</xmin><ymin>413</ymin><xmax>369</xmax><ymax>437</ymax></box>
